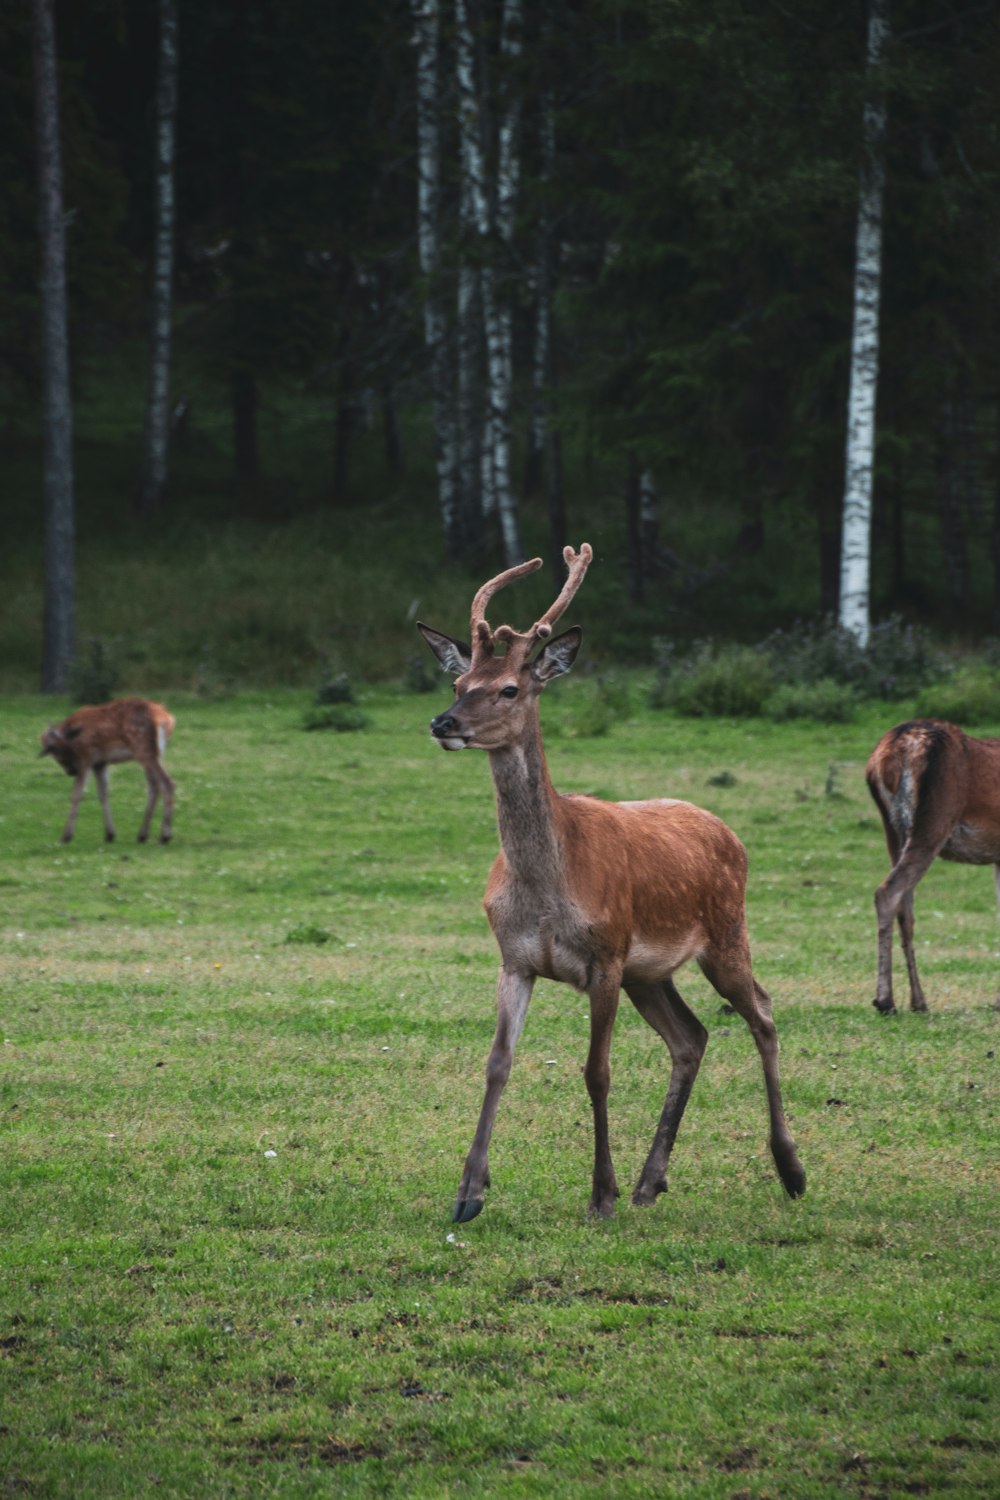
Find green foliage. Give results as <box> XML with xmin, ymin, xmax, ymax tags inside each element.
<box><xmin>284</xmin><ymin>922</ymin><xmax>335</xmax><ymax>945</ymax></box>
<box><xmin>653</xmin><ymin>616</ymin><xmax>951</xmax><ymax>720</ymax></box>
<box><xmin>913</xmin><ymin>666</ymin><xmax>1000</xmax><ymax>726</ymax></box>
<box><xmin>69</xmin><ymin>635</ymin><xmax>119</xmax><ymax>705</ymax></box>
<box><xmin>302</xmin><ymin>702</ymin><xmax>369</xmax><ymax>732</ymax></box>
<box><xmin>1</xmin><ymin>691</ymin><xmax>999</xmax><ymax>1498</ymax></box>
<box><xmin>766</xmin><ymin>677</ymin><xmax>858</xmax><ymax>723</ymax></box>
<box><xmin>315</xmin><ymin>670</ymin><xmax>355</xmax><ymax>705</ymax></box>
<box><xmin>653</xmin><ymin>640</ymin><xmax>775</xmax><ymax>717</ymax></box>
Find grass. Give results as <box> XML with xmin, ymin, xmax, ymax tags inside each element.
<box><xmin>1</xmin><ymin>686</ymin><xmax>998</xmax><ymax>1497</ymax></box>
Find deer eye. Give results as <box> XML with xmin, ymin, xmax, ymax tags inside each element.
<box><xmin>499</xmin><ymin>685</ymin><xmax>518</xmax><ymax>699</ymax></box>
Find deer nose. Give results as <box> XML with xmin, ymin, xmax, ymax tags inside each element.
<box><xmin>430</xmin><ymin>712</ymin><xmax>459</xmax><ymax>739</ymax></box>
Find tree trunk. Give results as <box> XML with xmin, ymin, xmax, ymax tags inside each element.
<box><xmin>992</xmin><ymin>402</ymin><xmax>1000</xmax><ymax>632</ymax></box>
<box><xmin>526</xmin><ymin>85</ymin><xmax>556</xmax><ymax>501</ymax></box>
<box><xmin>838</xmin><ymin>0</ymin><xmax>889</xmax><ymax>647</ymax></box>
<box><xmin>232</xmin><ymin>367</ymin><xmax>259</xmax><ymax>496</ymax></box>
<box><xmin>413</xmin><ymin>0</ymin><xmax>462</xmax><ymax>554</ymax></box>
<box><xmin>32</xmin><ymin>0</ymin><xmax>75</xmax><ymax>693</ymax></box>
<box><xmin>138</xmin><ymin>0</ymin><xmax>179</xmax><ymax>516</ymax></box>
<box><xmin>489</xmin><ymin>0</ymin><xmax>524</xmax><ymax>567</ymax></box>
<box><xmin>639</xmin><ymin>467</ymin><xmax>660</xmax><ymax>570</ymax></box>
<box><xmin>625</xmin><ymin>456</ymin><xmax>643</xmax><ymax>604</ymax></box>
<box><xmin>456</xmin><ymin>0</ymin><xmax>487</xmax><ymax>537</ymax></box>
<box><xmin>937</xmin><ymin>395</ymin><xmax>970</xmax><ymax>612</ymax></box>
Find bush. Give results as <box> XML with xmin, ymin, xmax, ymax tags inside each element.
<box><xmin>912</xmin><ymin>668</ymin><xmax>1000</xmax><ymax>726</ymax></box>
<box><xmin>70</xmin><ymin>636</ymin><xmax>119</xmax><ymax>704</ymax></box>
<box><xmin>316</xmin><ymin>671</ymin><xmax>355</xmax><ymax>705</ymax></box>
<box><xmin>656</xmin><ymin>642</ymin><xmax>775</xmax><ymax>718</ymax></box>
<box><xmin>760</xmin><ymin>614</ymin><xmax>947</xmax><ymax>699</ymax></box>
<box><xmin>765</xmin><ymin>677</ymin><xmax>858</xmax><ymax>723</ymax></box>
<box><xmin>302</xmin><ymin>704</ymin><xmax>370</xmax><ymax>732</ymax></box>
<box><xmin>284</xmin><ymin>923</ymin><xmax>334</xmax><ymax>945</ymax></box>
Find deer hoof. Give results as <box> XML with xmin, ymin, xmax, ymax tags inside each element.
<box><xmin>781</xmin><ymin>1162</ymin><xmax>807</xmax><ymax>1199</ymax></box>
<box><xmin>452</xmin><ymin>1198</ymin><xmax>483</xmax><ymax>1224</ymax></box>
<box><xmin>872</xmin><ymin>996</ymin><xmax>896</xmax><ymax>1015</ymax></box>
<box><xmin>631</xmin><ymin>1178</ymin><xmax>667</xmax><ymax>1207</ymax></box>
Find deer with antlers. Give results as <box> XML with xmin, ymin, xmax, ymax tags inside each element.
<box><xmin>417</xmin><ymin>544</ymin><xmax>805</xmax><ymax>1223</ymax></box>
<box><xmin>867</xmin><ymin>718</ymin><xmax>1000</xmax><ymax>1014</ymax></box>
<box><xmin>40</xmin><ymin>697</ymin><xmax>176</xmax><ymax>845</ymax></box>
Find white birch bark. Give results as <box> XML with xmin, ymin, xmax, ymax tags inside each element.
<box><xmin>489</xmin><ymin>0</ymin><xmax>524</xmax><ymax>566</ymax></box>
<box><xmin>32</xmin><ymin>0</ymin><xmax>76</xmax><ymax>692</ymax></box>
<box><xmin>838</xmin><ymin>0</ymin><xmax>889</xmax><ymax>647</ymax></box>
<box><xmin>455</xmin><ymin>0</ymin><xmax>488</xmax><ymax>529</ymax></box>
<box><xmin>413</xmin><ymin>0</ymin><xmax>460</xmax><ymax>551</ymax></box>
<box><xmin>139</xmin><ymin>0</ymin><xmax>179</xmax><ymax>514</ymax></box>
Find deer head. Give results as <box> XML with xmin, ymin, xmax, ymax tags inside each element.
<box><xmin>417</xmin><ymin>544</ymin><xmax>593</xmax><ymax>751</ymax></box>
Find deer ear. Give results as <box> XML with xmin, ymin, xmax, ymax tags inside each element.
<box><xmin>532</xmin><ymin>626</ymin><xmax>581</xmax><ymax>682</ymax></box>
<box><xmin>416</xmin><ymin>623</ymin><xmax>473</xmax><ymax>676</ymax></box>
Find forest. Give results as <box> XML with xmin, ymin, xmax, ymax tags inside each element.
<box><xmin>4</xmin><ymin>0</ymin><xmax>1000</xmax><ymax>691</ymax></box>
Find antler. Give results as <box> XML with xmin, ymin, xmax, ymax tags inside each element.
<box><xmin>528</xmin><ymin>543</ymin><xmax>593</xmax><ymax>643</ymax></box>
<box><xmin>471</xmin><ymin>544</ymin><xmax>593</xmax><ymax>659</ymax></box>
<box><xmin>470</xmin><ymin>557</ymin><xmax>543</xmax><ymax>654</ymax></box>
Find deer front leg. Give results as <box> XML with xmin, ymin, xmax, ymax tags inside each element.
<box><xmin>60</xmin><ymin>772</ymin><xmax>90</xmax><ymax>843</ymax></box>
<box><xmin>584</xmin><ymin>975</ymin><xmax>622</xmax><ymax>1218</ymax></box>
<box><xmin>93</xmin><ymin>766</ymin><xmax>116</xmax><ymax>842</ymax></box>
<box><xmin>452</xmin><ymin>968</ymin><xmax>535</xmax><ymax>1223</ymax></box>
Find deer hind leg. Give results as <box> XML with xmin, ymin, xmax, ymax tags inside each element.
<box><xmin>137</xmin><ymin>767</ymin><xmax>160</xmax><ymax>843</ymax></box>
<box><xmin>61</xmin><ymin>772</ymin><xmax>90</xmax><ymax>843</ymax></box>
<box><xmin>583</xmin><ymin>975</ymin><xmax>622</xmax><ymax>1218</ymax></box>
<box><xmin>452</xmin><ymin>968</ymin><xmax>535</xmax><ymax>1223</ymax></box>
<box><xmin>699</xmin><ymin>946</ymin><xmax>806</xmax><ymax>1200</ymax></box>
<box><xmin>93</xmin><ymin>765</ymin><xmax>115</xmax><ymax>842</ymax></box>
<box><xmin>874</xmin><ymin>842</ymin><xmax>939</xmax><ymax>1014</ymax></box>
<box><xmin>157</xmin><ymin>766</ymin><xmax>176</xmax><ymax>843</ymax></box>
<box><xmin>626</xmin><ymin>979</ymin><xmax>707</xmax><ymax>1207</ymax></box>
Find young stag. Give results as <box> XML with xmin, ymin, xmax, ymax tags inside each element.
<box><xmin>867</xmin><ymin>718</ymin><xmax>1000</xmax><ymax>1014</ymax></box>
<box><xmin>418</xmin><ymin>544</ymin><xmax>805</xmax><ymax>1223</ymax></box>
<box><xmin>40</xmin><ymin>697</ymin><xmax>176</xmax><ymax>845</ymax></box>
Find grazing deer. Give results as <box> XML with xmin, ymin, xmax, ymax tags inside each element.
<box><xmin>40</xmin><ymin>698</ymin><xmax>176</xmax><ymax>845</ymax></box>
<box><xmin>417</xmin><ymin>544</ymin><xmax>805</xmax><ymax>1223</ymax></box>
<box><xmin>867</xmin><ymin>718</ymin><xmax>1000</xmax><ymax>1014</ymax></box>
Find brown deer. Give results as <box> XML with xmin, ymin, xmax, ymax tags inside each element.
<box><xmin>40</xmin><ymin>698</ymin><xmax>176</xmax><ymax>845</ymax></box>
<box><xmin>417</xmin><ymin>544</ymin><xmax>805</xmax><ymax>1223</ymax></box>
<box><xmin>867</xmin><ymin>718</ymin><xmax>1000</xmax><ymax>1014</ymax></box>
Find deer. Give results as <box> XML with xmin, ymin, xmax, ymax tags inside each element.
<box><xmin>417</xmin><ymin>544</ymin><xmax>805</xmax><ymax>1224</ymax></box>
<box><xmin>866</xmin><ymin>718</ymin><xmax>1000</xmax><ymax>1014</ymax></box>
<box><xmin>40</xmin><ymin>697</ymin><xmax>176</xmax><ymax>845</ymax></box>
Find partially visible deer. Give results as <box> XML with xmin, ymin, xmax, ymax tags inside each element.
<box><xmin>40</xmin><ymin>698</ymin><xmax>176</xmax><ymax>845</ymax></box>
<box><xmin>418</xmin><ymin>544</ymin><xmax>805</xmax><ymax>1223</ymax></box>
<box><xmin>867</xmin><ymin>718</ymin><xmax>1000</xmax><ymax>1013</ymax></box>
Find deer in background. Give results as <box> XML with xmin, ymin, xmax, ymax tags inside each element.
<box><xmin>867</xmin><ymin>718</ymin><xmax>1000</xmax><ymax>1013</ymax></box>
<box><xmin>418</xmin><ymin>544</ymin><xmax>805</xmax><ymax>1223</ymax></box>
<box><xmin>40</xmin><ymin>698</ymin><xmax>176</xmax><ymax>845</ymax></box>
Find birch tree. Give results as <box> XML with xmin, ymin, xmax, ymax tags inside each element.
<box><xmin>32</xmin><ymin>0</ymin><xmax>75</xmax><ymax>692</ymax></box>
<box><xmin>413</xmin><ymin>0</ymin><xmax>461</xmax><ymax>553</ymax></box>
<box><xmin>138</xmin><ymin>0</ymin><xmax>179</xmax><ymax>515</ymax></box>
<box><xmin>455</xmin><ymin>0</ymin><xmax>523</xmax><ymax>566</ymax></box>
<box><xmin>838</xmin><ymin>0</ymin><xmax>889</xmax><ymax>647</ymax></box>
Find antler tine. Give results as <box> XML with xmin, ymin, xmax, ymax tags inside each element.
<box><xmin>470</xmin><ymin>557</ymin><xmax>543</xmax><ymax>651</ymax></box>
<box><xmin>530</xmin><ymin>543</ymin><xmax>593</xmax><ymax>642</ymax></box>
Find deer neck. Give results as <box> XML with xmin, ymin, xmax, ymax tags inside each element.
<box><xmin>488</xmin><ymin>716</ymin><xmax>563</xmax><ymax>884</ymax></box>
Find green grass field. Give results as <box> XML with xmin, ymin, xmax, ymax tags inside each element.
<box><xmin>1</xmin><ymin>687</ymin><xmax>997</xmax><ymax>1497</ymax></box>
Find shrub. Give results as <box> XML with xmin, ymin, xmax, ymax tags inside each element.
<box><xmin>284</xmin><ymin>923</ymin><xmax>334</xmax><ymax>945</ymax></box>
<box><xmin>316</xmin><ymin>671</ymin><xmax>355</xmax><ymax>705</ymax></box>
<box><xmin>302</xmin><ymin>704</ymin><xmax>370</xmax><ymax>732</ymax></box>
<box><xmin>765</xmin><ymin>677</ymin><xmax>858</xmax><ymax>723</ymax></box>
<box><xmin>912</xmin><ymin>668</ymin><xmax>1000</xmax><ymax>727</ymax></box>
<box><xmin>657</xmin><ymin>642</ymin><xmax>775</xmax><ymax>718</ymax></box>
<box><xmin>403</xmin><ymin>653</ymin><xmax>438</xmax><ymax>694</ymax></box>
<box><xmin>70</xmin><ymin>637</ymin><xmax>119</xmax><ymax>704</ymax></box>
<box><xmin>760</xmin><ymin>614</ymin><xmax>947</xmax><ymax>700</ymax></box>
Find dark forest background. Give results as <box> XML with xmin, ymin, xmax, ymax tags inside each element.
<box><xmin>3</xmin><ymin>0</ymin><xmax>1000</xmax><ymax>692</ymax></box>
